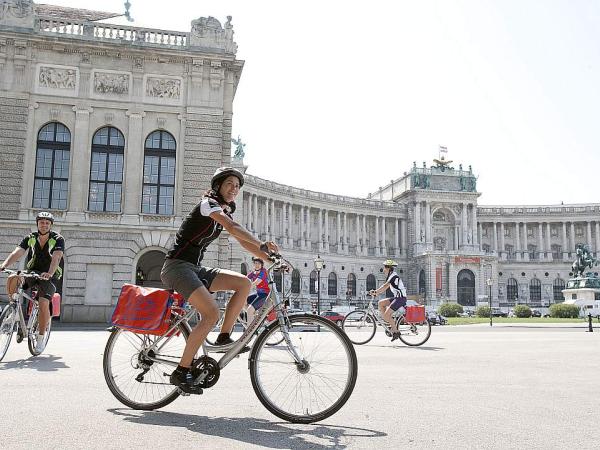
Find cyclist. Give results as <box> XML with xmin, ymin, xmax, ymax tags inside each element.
<box><xmin>0</xmin><ymin>212</ymin><xmax>64</xmax><ymax>352</ymax></box>
<box><xmin>368</xmin><ymin>259</ymin><xmax>407</xmax><ymax>341</ymax></box>
<box><xmin>245</xmin><ymin>257</ymin><xmax>270</xmax><ymax>325</ymax></box>
<box><xmin>161</xmin><ymin>167</ymin><xmax>278</xmax><ymax>393</ymax></box>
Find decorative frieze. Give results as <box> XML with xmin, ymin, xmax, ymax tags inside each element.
<box><xmin>35</xmin><ymin>64</ymin><xmax>79</xmax><ymax>96</ymax></box>
<box><xmin>92</xmin><ymin>70</ymin><xmax>131</xmax><ymax>97</ymax></box>
<box><xmin>143</xmin><ymin>74</ymin><xmax>182</xmax><ymax>105</ymax></box>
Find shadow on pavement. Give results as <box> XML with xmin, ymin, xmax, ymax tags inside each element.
<box><xmin>108</xmin><ymin>409</ymin><xmax>387</xmax><ymax>449</ymax></box>
<box><xmin>0</xmin><ymin>354</ymin><xmax>70</xmax><ymax>371</ymax></box>
<box><xmin>366</xmin><ymin>345</ymin><xmax>444</xmax><ymax>351</ymax></box>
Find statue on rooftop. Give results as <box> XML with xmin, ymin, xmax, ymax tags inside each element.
<box><xmin>231</xmin><ymin>135</ymin><xmax>246</xmax><ymax>160</ymax></box>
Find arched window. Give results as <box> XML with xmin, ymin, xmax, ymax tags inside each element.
<box><xmin>142</xmin><ymin>130</ymin><xmax>176</xmax><ymax>215</ymax></box>
<box><xmin>347</xmin><ymin>273</ymin><xmax>356</xmax><ymax>297</ymax></box>
<box><xmin>88</xmin><ymin>126</ymin><xmax>125</xmax><ymax>212</ymax></box>
<box><xmin>291</xmin><ymin>269</ymin><xmax>300</xmax><ymax>294</ymax></box>
<box><xmin>530</xmin><ymin>278</ymin><xmax>541</xmax><ymax>302</ymax></box>
<box><xmin>240</xmin><ymin>263</ymin><xmax>248</xmax><ymax>276</ymax></box>
<box><xmin>553</xmin><ymin>278</ymin><xmax>565</xmax><ymax>302</ymax></box>
<box><xmin>310</xmin><ymin>270</ymin><xmax>317</xmax><ymax>294</ymax></box>
<box><xmin>33</xmin><ymin>122</ymin><xmax>71</xmax><ymax>209</ymax></box>
<box><xmin>366</xmin><ymin>274</ymin><xmax>377</xmax><ymax>291</ymax></box>
<box><xmin>507</xmin><ymin>278</ymin><xmax>518</xmax><ymax>301</ymax></box>
<box><xmin>328</xmin><ymin>272</ymin><xmax>337</xmax><ymax>296</ymax></box>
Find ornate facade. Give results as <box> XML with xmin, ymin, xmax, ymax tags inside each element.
<box><xmin>1</xmin><ymin>2</ymin><xmax>599</xmax><ymax>321</ymax></box>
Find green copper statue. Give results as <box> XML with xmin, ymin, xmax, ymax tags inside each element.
<box><xmin>571</xmin><ymin>243</ymin><xmax>598</xmax><ymax>278</ymax></box>
<box><xmin>231</xmin><ymin>135</ymin><xmax>246</xmax><ymax>159</ymax></box>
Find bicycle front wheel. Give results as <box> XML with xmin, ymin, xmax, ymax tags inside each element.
<box><xmin>103</xmin><ymin>322</ymin><xmax>189</xmax><ymax>410</ymax></box>
<box><xmin>342</xmin><ymin>310</ymin><xmax>376</xmax><ymax>345</ymax></box>
<box><xmin>0</xmin><ymin>304</ymin><xmax>16</xmax><ymax>362</ymax></box>
<box><xmin>27</xmin><ymin>307</ymin><xmax>52</xmax><ymax>356</ymax></box>
<box><xmin>250</xmin><ymin>314</ymin><xmax>358</xmax><ymax>424</ymax></box>
<box><xmin>396</xmin><ymin>317</ymin><xmax>432</xmax><ymax>346</ymax></box>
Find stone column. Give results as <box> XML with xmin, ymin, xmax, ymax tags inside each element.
<box><xmin>336</xmin><ymin>211</ymin><xmax>341</xmax><ymax>252</ymax></box>
<box><xmin>246</xmin><ymin>193</ymin><xmax>252</xmax><ymax>230</ymax></box>
<box><xmin>562</xmin><ymin>222</ymin><xmax>568</xmax><ymax>259</ymax></box>
<box><xmin>123</xmin><ymin>110</ymin><xmax>145</xmax><ymax>221</ymax></box>
<box><xmin>264</xmin><ymin>198</ymin><xmax>270</xmax><ymax>240</ymax></box>
<box><xmin>472</xmin><ymin>205</ymin><xmax>478</xmax><ymax>246</ymax></box>
<box><xmin>570</xmin><ymin>222</ymin><xmax>576</xmax><ymax>253</ymax></box>
<box><xmin>401</xmin><ymin>219</ymin><xmax>408</xmax><ymax>255</ymax></box>
<box><xmin>596</xmin><ymin>222</ymin><xmax>600</xmax><ymax>256</ymax></box>
<box><xmin>493</xmin><ymin>222</ymin><xmax>498</xmax><ymax>252</ymax></box>
<box><xmin>375</xmin><ymin>216</ymin><xmax>380</xmax><ymax>257</ymax></box>
<box><xmin>271</xmin><ymin>199</ymin><xmax>276</xmax><ymax>242</ymax></box>
<box><xmin>522</xmin><ymin>223</ymin><xmax>529</xmax><ymax>261</ymax></box>
<box><xmin>587</xmin><ymin>221</ymin><xmax>592</xmax><ymax>247</ymax></box>
<box><xmin>425</xmin><ymin>202</ymin><xmax>431</xmax><ymax>244</ymax></box>
<box><xmin>537</xmin><ymin>223</ymin><xmax>544</xmax><ymax>261</ymax></box>
<box><xmin>67</xmin><ymin>105</ymin><xmax>93</xmax><ymax>219</ymax></box>
<box><xmin>546</xmin><ymin>223</ymin><xmax>552</xmax><ymax>261</ymax></box>
<box><xmin>343</xmin><ymin>212</ymin><xmax>348</xmax><ymax>254</ymax></box>
<box><xmin>414</xmin><ymin>202</ymin><xmax>421</xmax><ymax>244</ymax></box>
<box><xmin>300</xmin><ymin>205</ymin><xmax>305</xmax><ymax>249</ymax></box>
<box><xmin>306</xmin><ymin>207</ymin><xmax>312</xmax><ymax>248</ymax></box>
<box><xmin>318</xmin><ymin>209</ymin><xmax>323</xmax><ymax>251</ymax></box>
<box><xmin>287</xmin><ymin>203</ymin><xmax>292</xmax><ymax>247</ymax></box>
<box><xmin>253</xmin><ymin>195</ymin><xmax>258</xmax><ymax>237</ymax></box>
<box><xmin>461</xmin><ymin>204</ymin><xmax>468</xmax><ymax>248</ymax></box>
<box><xmin>355</xmin><ymin>214</ymin><xmax>361</xmax><ymax>255</ymax></box>
<box><xmin>324</xmin><ymin>209</ymin><xmax>330</xmax><ymax>252</ymax></box>
<box><xmin>500</xmin><ymin>223</ymin><xmax>505</xmax><ymax>258</ymax></box>
<box><xmin>280</xmin><ymin>202</ymin><xmax>286</xmax><ymax>248</ymax></box>
<box><xmin>394</xmin><ymin>218</ymin><xmax>400</xmax><ymax>256</ymax></box>
<box><xmin>515</xmin><ymin>222</ymin><xmax>521</xmax><ymax>261</ymax></box>
<box><xmin>362</xmin><ymin>215</ymin><xmax>367</xmax><ymax>255</ymax></box>
<box><xmin>381</xmin><ymin>217</ymin><xmax>387</xmax><ymax>256</ymax></box>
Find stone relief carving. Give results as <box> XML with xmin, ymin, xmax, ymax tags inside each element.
<box><xmin>94</xmin><ymin>72</ymin><xmax>129</xmax><ymax>95</ymax></box>
<box><xmin>0</xmin><ymin>0</ymin><xmax>33</xmax><ymax>20</ymax></box>
<box><xmin>39</xmin><ymin>66</ymin><xmax>76</xmax><ymax>90</ymax></box>
<box><xmin>433</xmin><ymin>211</ymin><xmax>446</xmax><ymax>222</ymax></box>
<box><xmin>146</xmin><ymin>77</ymin><xmax>181</xmax><ymax>99</ymax></box>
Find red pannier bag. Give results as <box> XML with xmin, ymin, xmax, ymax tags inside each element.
<box><xmin>405</xmin><ymin>305</ymin><xmax>426</xmax><ymax>323</ymax></box>
<box><xmin>27</xmin><ymin>293</ymin><xmax>61</xmax><ymax>317</ymax></box>
<box><xmin>111</xmin><ymin>284</ymin><xmax>184</xmax><ymax>335</ymax></box>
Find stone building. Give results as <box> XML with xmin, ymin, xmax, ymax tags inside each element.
<box><xmin>1</xmin><ymin>2</ymin><xmax>599</xmax><ymax>321</ymax></box>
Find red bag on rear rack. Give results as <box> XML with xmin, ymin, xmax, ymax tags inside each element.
<box><xmin>111</xmin><ymin>284</ymin><xmax>184</xmax><ymax>335</ymax></box>
<box><xmin>405</xmin><ymin>305</ymin><xmax>426</xmax><ymax>323</ymax></box>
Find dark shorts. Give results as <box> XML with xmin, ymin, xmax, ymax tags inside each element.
<box><xmin>23</xmin><ymin>277</ymin><xmax>56</xmax><ymax>300</ymax></box>
<box><xmin>247</xmin><ymin>292</ymin><xmax>268</xmax><ymax>309</ymax></box>
<box><xmin>160</xmin><ymin>258</ymin><xmax>221</xmax><ymax>300</ymax></box>
<box><xmin>381</xmin><ymin>295</ymin><xmax>407</xmax><ymax>311</ymax></box>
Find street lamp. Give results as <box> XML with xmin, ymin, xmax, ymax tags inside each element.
<box><xmin>487</xmin><ymin>276</ymin><xmax>493</xmax><ymax>327</ymax></box>
<box><xmin>314</xmin><ymin>254</ymin><xmax>324</xmax><ymax>318</ymax></box>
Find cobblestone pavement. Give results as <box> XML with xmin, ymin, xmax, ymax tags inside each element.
<box><xmin>1</xmin><ymin>324</ymin><xmax>598</xmax><ymax>449</ymax></box>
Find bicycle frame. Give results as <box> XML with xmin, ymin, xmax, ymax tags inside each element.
<box><xmin>3</xmin><ymin>272</ymin><xmax>40</xmax><ymax>340</ymax></box>
<box><xmin>142</xmin><ymin>258</ymin><xmax>303</xmax><ymax>374</ymax></box>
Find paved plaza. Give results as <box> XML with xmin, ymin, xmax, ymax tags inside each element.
<box><xmin>1</xmin><ymin>323</ymin><xmax>598</xmax><ymax>449</ymax></box>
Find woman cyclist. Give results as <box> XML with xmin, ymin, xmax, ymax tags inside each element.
<box><xmin>161</xmin><ymin>167</ymin><xmax>278</xmax><ymax>393</ymax></box>
<box><xmin>368</xmin><ymin>259</ymin><xmax>407</xmax><ymax>341</ymax></box>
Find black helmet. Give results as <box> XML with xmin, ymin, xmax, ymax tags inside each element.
<box><xmin>211</xmin><ymin>167</ymin><xmax>244</xmax><ymax>191</ymax></box>
<box><xmin>36</xmin><ymin>211</ymin><xmax>54</xmax><ymax>224</ymax></box>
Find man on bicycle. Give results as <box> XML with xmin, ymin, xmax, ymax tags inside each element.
<box><xmin>161</xmin><ymin>167</ymin><xmax>278</xmax><ymax>393</ymax></box>
<box><xmin>0</xmin><ymin>212</ymin><xmax>64</xmax><ymax>352</ymax></box>
<box><xmin>245</xmin><ymin>257</ymin><xmax>270</xmax><ymax>326</ymax></box>
<box><xmin>368</xmin><ymin>259</ymin><xmax>407</xmax><ymax>341</ymax></box>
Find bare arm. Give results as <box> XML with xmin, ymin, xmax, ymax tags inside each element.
<box><xmin>371</xmin><ymin>282</ymin><xmax>391</xmax><ymax>296</ymax></box>
<box><xmin>0</xmin><ymin>247</ymin><xmax>26</xmax><ymax>270</ymax></box>
<box><xmin>41</xmin><ymin>250</ymin><xmax>63</xmax><ymax>280</ymax></box>
<box><xmin>210</xmin><ymin>211</ymin><xmax>279</xmax><ymax>257</ymax></box>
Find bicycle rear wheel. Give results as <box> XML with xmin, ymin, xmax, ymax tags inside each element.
<box><xmin>342</xmin><ymin>310</ymin><xmax>377</xmax><ymax>345</ymax></box>
<box><xmin>103</xmin><ymin>322</ymin><xmax>189</xmax><ymax>410</ymax></box>
<box><xmin>395</xmin><ymin>317</ymin><xmax>432</xmax><ymax>346</ymax></box>
<box><xmin>249</xmin><ymin>314</ymin><xmax>358</xmax><ymax>424</ymax></box>
<box><xmin>27</xmin><ymin>306</ymin><xmax>52</xmax><ymax>356</ymax></box>
<box><xmin>0</xmin><ymin>305</ymin><xmax>16</xmax><ymax>362</ymax></box>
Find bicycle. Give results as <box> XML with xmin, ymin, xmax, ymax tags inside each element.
<box><xmin>0</xmin><ymin>269</ymin><xmax>53</xmax><ymax>361</ymax></box>
<box><xmin>103</xmin><ymin>254</ymin><xmax>358</xmax><ymax>424</ymax></box>
<box><xmin>342</xmin><ymin>294</ymin><xmax>431</xmax><ymax>346</ymax></box>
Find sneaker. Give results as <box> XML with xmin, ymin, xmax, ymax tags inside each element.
<box><xmin>391</xmin><ymin>332</ymin><xmax>401</xmax><ymax>342</ymax></box>
<box><xmin>16</xmin><ymin>329</ymin><xmax>24</xmax><ymax>343</ymax></box>
<box><xmin>170</xmin><ymin>369</ymin><xmax>202</xmax><ymax>395</ymax></box>
<box><xmin>213</xmin><ymin>334</ymin><xmax>250</xmax><ymax>353</ymax></box>
<box><xmin>34</xmin><ymin>335</ymin><xmax>45</xmax><ymax>353</ymax></box>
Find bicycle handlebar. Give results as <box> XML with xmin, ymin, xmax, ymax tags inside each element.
<box><xmin>1</xmin><ymin>268</ymin><xmax>42</xmax><ymax>279</ymax></box>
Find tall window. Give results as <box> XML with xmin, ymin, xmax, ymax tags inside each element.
<box><xmin>291</xmin><ymin>269</ymin><xmax>300</xmax><ymax>294</ymax></box>
<box><xmin>507</xmin><ymin>278</ymin><xmax>518</xmax><ymax>301</ymax></box>
<box><xmin>328</xmin><ymin>272</ymin><xmax>337</xmax><ymax>296</ymax></box>
<box><xmin>529</xmin><ymin>278</ymin><xmax>541</xmax><ymax>302</ymax></box>
<box><xmin>88</xmin><ymin>126</ymin><xmax>125</xmax><ymax>212</ymax></box>
<box><xmin>553</xmin><ymin>278</ymin><xmax>565</xmax><ymax>302</ymax></box>
<box><xmin>310</xmin><ymin>270</ymin><xmax>317</xmax><ymax>294</ymax></box>
<box><xmin>347</xmin><ymin>273</ymin><xmax>356</xmax><ymax>297</ymax></box>
<box><xmin>528</xmin><ymin>244</ymin><xmax>537</xmax><ymax>260</ymax></box>
<box><xmin>505</xmin><ymin>244</ymin><xmax>514</xmax><ymax>260</ymax></box>
<box><xmin>366</xmin><ymin>274</ymin><xmax>377</xmax><ymax>291</ymax></box>
<box><xmin>33</xmin><ymin>122</ymin><xmax>71</xmax><ymax>209</ymax></box>
<box><xmin>551</xmin><ymin>244</ymin><xmax>562</xmax><ymax>260</ymax></box>
<box><xmin>142</xmin><ymin>130</ymin><xmax>176</xmax><ymax>215</ymax></box>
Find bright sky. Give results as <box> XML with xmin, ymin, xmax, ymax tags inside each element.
<box><xmin>49</xmin><ymin>0</ymin><xmax>600</xmax><ymax>205</ymax></box>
